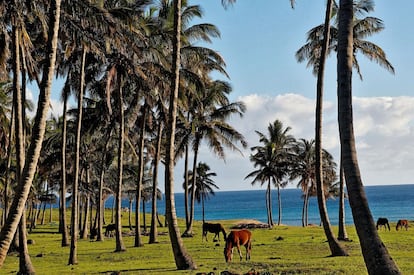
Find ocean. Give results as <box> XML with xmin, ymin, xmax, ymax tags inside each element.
<box><xmin>108</xmin><ymin>184</ymin><xmax>414</xmax><ymax>226</ymax></box>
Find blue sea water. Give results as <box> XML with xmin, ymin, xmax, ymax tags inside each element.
<box><xmin>108</xmin><ymin>184</ymin><xmax>414</xmax><ymax>226</ymax></box>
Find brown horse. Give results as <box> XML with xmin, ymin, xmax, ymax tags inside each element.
<box><xmin>396</xmin><ymin>219</ymin><xmax>409</xmax><ymax>231</ymax></box>
<box><xmin>202</xmin><ymin>222</ymin><xmax>227</xmax><ymax>242</ymax></box>
<box><xmin>224</xmin><ymin>229</ymin><xmax>252</xmax><ymax>262</ymax></box>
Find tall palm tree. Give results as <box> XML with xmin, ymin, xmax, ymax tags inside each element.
<box><xmin>314</xmin><ymin>0</ymin><xmax>347</xmax><ymax>257</ymax></box>
<box><xmin>246</xmin><ymin>120</ymin><xmax>296</xmax><ymax>227</ymax></box>
<box><xmin>245</xmin><ymin>145</ymin><xmax>278</xmax><ymax>227</ymax></box>
<box><xmin>337</xmin><ymin>0</ymin><xmax>400</xmax><ymax>273</ymax></box>
<box><xmin>0</xmin><ymin>0</ymin><xmax>62</xmax><ymax>267</ymax></box>
<box><xmin>182</xmin><ymin>81</ymin><xmax>246</xmax><ymax>236</ymax></box>
<box><xmin>187</xmin><ymin>162</ymin><xmax>218</xmax><ymax>223</ymax></box>
<box><xmin>68</xmin><ymin>46</ymin><xmax>87</xmax><ymax>265</ymax></box>
<box><xmin>164</xmin><ymin>0</ymin><xmax>196</xmax><ymax>269</ymax></box>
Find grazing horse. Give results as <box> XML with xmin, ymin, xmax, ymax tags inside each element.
<box><xmin>105</xmin><ymin>224</ymin><xmax>116</xmax><ymax>237</ymax></box>
<box><xmin>224</xmin><ymin>229</ymin><xmax>252</xmax><ymax>262</ymax></box>
<box><xmin>202</xmin><ymin>222</ymin><xmax>227</xmax><ymax>242</ymax></box>
<box><xmin>396</xmin><ymin>219</ymin><xmax>409</xmax><ymax>231</ymax></box>
<box><xmin>376</xmin><ymin>218</ymin><xmax>390</xmax><ymax>231</ymax></box>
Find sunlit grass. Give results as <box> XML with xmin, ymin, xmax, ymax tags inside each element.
<box><xmin>3</xmin><ymin>211</ymin><xmax>414</xmax><ymax>274</ymax></box>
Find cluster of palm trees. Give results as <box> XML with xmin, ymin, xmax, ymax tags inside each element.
<box><xmin>246</xmin><ymin>120</ymin><xmax>338</xmax><ymax>228</ymax></box>
<box><xmin>0</xmin><ymin>0</ymin><xmax>248</xmax><ymax>272</ymax></box>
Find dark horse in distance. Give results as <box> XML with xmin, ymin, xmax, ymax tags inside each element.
<box><xmin>202</xmin><ymin>222</ymin><xmax>226</xmax><ymax>242</ymax></box>
<box><xmin>224</xmin><ymin>229</ymin><xmax>252</xmax><ymax>262</ymax></box>
<box><xmin>376</xmin><ymin>217</ymin><xmax>390</xmax><ymax>231</ymax></box>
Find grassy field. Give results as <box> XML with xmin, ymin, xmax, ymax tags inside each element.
<box><xmin>3</xmin><ymin>214</ymin><xmax>414</xmax><ymax>275</ymax></box>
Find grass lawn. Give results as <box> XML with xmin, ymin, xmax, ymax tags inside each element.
<box><xmin>2</xmin><ymin>213</ymin><xmax>414</xmax><ymax>274</ymax></box>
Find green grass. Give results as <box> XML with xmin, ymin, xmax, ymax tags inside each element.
<box><xmin>3</xmin><ymin>214</ymin><xmax>414</xmax><ymax>274</ymax></box>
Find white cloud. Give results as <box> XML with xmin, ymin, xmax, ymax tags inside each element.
<box><xmin>186</xmin><ymin>93</ymin><xmax>414</xmax><ymax>192</ymax></box>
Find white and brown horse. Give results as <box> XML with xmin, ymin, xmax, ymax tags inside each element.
<box><xmin>396</xmin><ymin>219</ymin><xmax>409</xmax><ymax>231</ymax></box>
<box><xmin>202</xmin><ymin>222</ymin><xmax>227</xmax><ymax>242</ymax></box>
<box><xmin>224</xmin><ymin>229</ymin><xmax>252</xmax><ymax>262</ymax></box>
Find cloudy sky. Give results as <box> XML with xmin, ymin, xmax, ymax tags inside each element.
<box><xmin>40</xmin><ymin>1</ymin><xmax>414</xmax><ymax>192</ymax></box>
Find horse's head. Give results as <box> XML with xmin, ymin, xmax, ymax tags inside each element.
<box><xmin>224</xmin><ymin>243</ymin><xmax>233</xmax><ymax>262</ymax></box>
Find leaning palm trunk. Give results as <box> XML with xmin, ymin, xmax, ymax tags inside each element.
<box><xmin>69</xmin><ymin>46</ymin><xmax>87</xmax><ymax>265</ymax></box>
<box><xmin>115</xmin><ymin>75</ymin><xmax>126</xmax><ymax>252</ymax></box>
<box><xmin>164</xmin><ymin>0</ymin><xmax>196</xmax><ymax>269</ymax></box>
<box><xmin>0</xmin><ymin>0</ymin><xmax>61</xmax><ymax>267</ymax></box>
<box><xmin>337</xmin><ymin>0</ymin><xmax>400</xmax><ymax>273</ymax></box>
<box><xmin>315</xmin><ymin>0</ymin><xmax>348</xmax><ymax>257</ymax></box>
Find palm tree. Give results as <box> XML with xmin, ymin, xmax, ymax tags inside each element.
<box><xmin>296</xmin><ymin>0</ymin><xmax>395</xmax><ymax>80</ymax></box>
<box><xmin>164</xmin><ymin>0</ymin><xmax>196</xmax><ymax>269</ymax></box>
<box><xmin>182</xmin><ymin>81</ymin><xmax>246</xmax><ymax>236</ymax></box>
<box><xmin>0</xmin><ymin>0</ymin><xmax>62</xmax><ymax>267</ymax></box>
<box><xmin>187</xmin><ymin>162</ymin><xmax>218</xmax><ymax>223</ymax></box>
<box><xmin>246</xmin><ymin>120</ymin><xmax>296</xmax><ymax>227</ymax></box>
<box><xmin>337</xmin><ymin>0</ymin><xmax>400</xmax><ymax>273</ymax></box>
<box><xmin>314</xmin><ymin>0</ymin><xmax>347</xmax><ymax>257</ymax></box>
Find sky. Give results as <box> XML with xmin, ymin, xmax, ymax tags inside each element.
<box><xmin>40</xmin><ymin>0</ymin><xmax>414</xmax><ymax>193</ymax></box>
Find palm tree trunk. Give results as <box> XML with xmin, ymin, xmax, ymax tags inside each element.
<box><xmin>128</xmin><ymin>199</ymin><xmax>133</xmax><ymax>230</ymax></box>
<box><xmin>265</xmin><ymin>184</ymin><xmax>271</xmax><ymax>226</ymax></box>
<box><xmin>337</xmin><ymin>158</ymin><xmax>349</xmax><ymax>241</ymax></box>
<box><xmin>276</xmin><ymin>183</ymin><xmax>280</xmax><ymax>226</ymax></box>
<box><xmin>14</xmin><ymin>21</ymin><xmax>35</xmax><ymax>273</ymax></box>
<box><xmin>337</xmin><ymin>0</ymin><xmax>400</xmax><ymax>272</ymax></box>
<box><xmin>3</xmin><ymin>106</ymin><xmax>14</xmax><ymax>226</ymax></box>
<box><xmin>115</xmin><ymin>74</ymin><xmax>126</xmax><ymax>252</ymax></box>
<box><xmin>183</xmin><ymin>144</ymin><xmax>190</xmax><ymax>227</ymax></box>
<box><xmin>183</xmin><ymin>140</ymin><xmax>199</xmax><ymax>237</ymax></box>
<box><xmin>19</xmin><ymin>209</ymin><xmax>35</xmax><ymax>275</ymax></box>
<box><xmin>96</xmin><ymin>131</ymin><xmax>111</xmax><ymax>242</ymax></box>
<box><xmin>142</xmin><ymin>200</ymin><xmax>146</xmax><ymax>233</ymax></box>
<box><xmin>134</xmin><ymin>107</ymin><xmax>146</xmax><ymax>247</ymax></box>
<box><xmin>149</xmin><ymin>123</ymin><xmax>163</xmax><ymax>244</ymax></box>
<box><xmin>81</xmin><ymin>168</ymin><xmax>90</xmax><ymax>240</ymax></box>
<box><xmin>183</xmin><ymin>112</ymin><xmax>191</xmax><ymax>228</ymax></box>
<box><xmin>69</xmin><ymin>46</ymin><xmax>86</xmax><ymax>265</ymax></box>
<box><xmin>60</xmin><ymin>83</ymin><xmax>69</xmax><ymax>246</ymax></box>
<box><xmin>269</xmin><ymin>182</ymin><xmax>275</xmax><ymax>226</ymax></box>
<box><xmin>164</xmin><ymin>0</ymin><xmax>196</xmax><ymax>269</ymax></box>
<box><xmin>0</xmin><ymin>0</ymin><xmax>61</xmax><ymax>267</ymax></box>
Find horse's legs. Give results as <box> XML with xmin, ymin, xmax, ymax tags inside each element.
<box><xmin>213</xmin><ymin>232</ymin><xmax>218</xmax><ymax>241</ymax></box>
<box><xmin>236</xmin><ymin>243</ymin><xmax>243</xmax><ymax>261</ymax></box>
<box><xmin>245</xmin><ymin>240</ymin><xmax>251</xmax><ymax>260</ymax></box>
